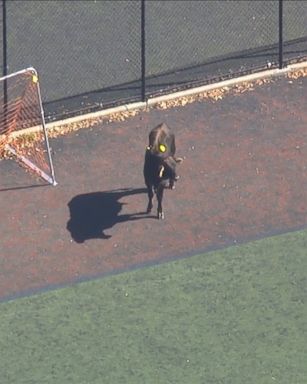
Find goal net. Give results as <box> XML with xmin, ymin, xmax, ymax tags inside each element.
<box><xmin>0</xmin><ymin>67</ymin><xmax>56</xmax><ymax>186</ymax></box>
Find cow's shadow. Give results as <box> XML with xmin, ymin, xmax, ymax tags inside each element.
<box><xmin>67</xmin><ymin>187</ymin><xmax>150</xmax><ymax>243</ymax></box>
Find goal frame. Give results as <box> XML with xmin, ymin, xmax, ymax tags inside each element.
<box><xmin>0</xmin><ymin>67</ymin><xmax>57</xmax><ymax>186</ymax></box>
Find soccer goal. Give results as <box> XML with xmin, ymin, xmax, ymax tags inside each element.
<box><xmin>0</xmin><ymin>67</ymin><xmax>57</xmax><ymax>186</ymax></box>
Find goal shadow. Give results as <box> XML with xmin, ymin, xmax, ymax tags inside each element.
<box><xmin>67</xmin><ymin>187</ymin><xmax>153</xmax><ymax>243</ymax></box>
<box><xmin>0</xmin><ymin>158</ymin><xmax>51</xmax><ymax>192</ymax></box>
<box><xmin>0</xmin><ymin>183</ymin><xmax>49</xmax><ymax>192</ymax></box>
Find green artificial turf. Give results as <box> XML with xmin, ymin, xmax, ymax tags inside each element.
<box><xmin>1</xmin><ymin>230</ymin><xmax>307</xmax><ymax>384</ymax></box>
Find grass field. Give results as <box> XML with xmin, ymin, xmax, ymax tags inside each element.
<box><xmin>1</xmin><ymin>230</ymin><xmax>307</xmax><ymax>384</ymax></box>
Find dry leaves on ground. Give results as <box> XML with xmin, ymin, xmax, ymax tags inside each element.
<box><xmin>1</xmin><ymin>65</ymin><xmax>306</xmax><ymax>155</ymax></box>
<box><xmin>287</xmin><ymin>68</ymin><xmax>307</xmax><ymax>79</ymax></box>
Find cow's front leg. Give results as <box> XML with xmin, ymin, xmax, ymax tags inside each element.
<box><xmin>169</xmin><ymin>175</ymin><xmax>179</xmax><ymax>190</ymax></box>
<box><xmin>156</xmin><ymin>184</ymin><xmax>165</xmax><ymax>219</ymax></box>
<box><xmin>146</xmin><ymin>184</ymin><xmax>154</xmax><ymax>213</ymax></box>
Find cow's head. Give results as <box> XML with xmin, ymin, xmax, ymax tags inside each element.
<box><xmin>158</xmin><ymin>160</ymin><xmax>178</xmax><ymax>189</ymax></box>
<box><xmin>146</xmin><ymin>142</ymin><xmax>169</xmax><ymax>158</ymax></box>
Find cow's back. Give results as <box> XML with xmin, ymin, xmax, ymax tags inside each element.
<box><xmin>148</xmin><ymin>123</ymin><xmax>176</xmax><ymax>158</ymax></box>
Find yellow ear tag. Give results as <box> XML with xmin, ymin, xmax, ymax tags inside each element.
<box><xmin>159</xmin><ymin>144</ymin><xmax>167</xmax><ymax>153</ymax></box>
<box><xmin>32</xmin><ymin>75</ymin><xmax>38</xmax><ymax>83</ymax></box>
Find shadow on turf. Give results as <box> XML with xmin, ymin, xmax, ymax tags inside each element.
<box><xmin>67</xmin><ymin>187</ymin><xmax>153</xmax><ymax>243</ymax></box>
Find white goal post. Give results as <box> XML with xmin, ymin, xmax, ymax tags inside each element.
<box><xmin>0</xmin><ymin>67</ymin><xmax>57</xmax><ymax>186</ymax></box>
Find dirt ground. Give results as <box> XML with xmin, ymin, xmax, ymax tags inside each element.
<box><xmin>1</xmin><ymin>73</ymin><xmax>307</xmax><ymax>301</ymax></box>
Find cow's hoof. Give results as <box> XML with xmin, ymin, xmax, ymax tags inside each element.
<box><xmin>158</xmin><ymin>212</ymin><xmax>165</xmax><ymax>220</ymax></box>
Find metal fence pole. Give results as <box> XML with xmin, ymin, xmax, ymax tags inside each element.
<box><xmin>2</xmin><ymin>0</ymin><xmax>8</xmax><ymax>126</ymax></box>
<box><xmin>279</xmin><ymin>0</ymin><xmax>283</xmax><ymax>69</ymax></box>
<box><xmin>141</xmin><ymin>0</ymin><xmax>146</xmax><ymax>101</ymax></box>
<box><xmin>2</xmin><ymin>0</ymin><xmax>7</xmax><ymax>78</ymax></box>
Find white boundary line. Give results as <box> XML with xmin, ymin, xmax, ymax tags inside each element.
<box><xmin>45</xmin><ymin>60</ymin><xmax>307</xmax><ymax>131</ymax></box>
<box><xmin>4</xmin><ymin>60</ymin><xmax>307</xmax><ymax>137</ymax></box>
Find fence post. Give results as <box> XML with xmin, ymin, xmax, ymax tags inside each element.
<box><xmin>2</xmin><ymin>0</ymin><xmax>7</xmax><ymax>78</ymax></box>
<box><xmin>2</xmin><ymin>0</ymin><xmax>8</xmax><ymax>121</ymax></box>
<box><xmin>141</xmin><ymin>0</ymin><xmax>146</xmax><ymax>101</ymax></box>
<box><xmin>278</xmin><ymin>0</ymin><xmax>283</xmax><ymax>69</ymax></box>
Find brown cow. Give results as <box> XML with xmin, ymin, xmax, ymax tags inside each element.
<box><xmin>143</xmin><ymin>123</ymin><xmax>182</xmax><ymax>219</ymax></box>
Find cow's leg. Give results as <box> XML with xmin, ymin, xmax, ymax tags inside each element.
<box><xmin>163</xmin><ymin>157</ymin><xmax>179</xmax><ymax>190</ymax></box>
<box><xmin>146</xmin><ymin>184</ymin><xmax>154</xmax><ymax>213</ymax></box>
<box><xmin>169</xmin><ymin>178</ymin><xmax>176</xmax><ymax>190</ymax></box>
<box><xmin>170</xmin><ymin>134</ymin><xmax>183</xmax><ymax>163</ymax></box>
<box><xmin>156</xmin><ymin>184</ymin><xmax>165</xmax><ymax>219</ymax></box>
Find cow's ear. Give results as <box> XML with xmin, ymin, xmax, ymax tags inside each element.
<box><xmin>159</xmin><ymin>165</ymin><xmax>165</xmax><ymax>178</ymax></box>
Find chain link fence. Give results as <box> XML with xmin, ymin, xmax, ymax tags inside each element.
<box><xmin>0</xmin><ymin>0</ymin><xmax>306</xmax><ymax>122</ymax></box>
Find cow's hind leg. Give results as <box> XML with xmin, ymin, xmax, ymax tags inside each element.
<box><xmin>156</xmin><ymin>185</ymin><xmax>165</xmax><ymax>219</ymax></box>
<box><xmin>146</xmin><ymin>184</ymin><xmax>154</xmax><ymax>214</ymax></box>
